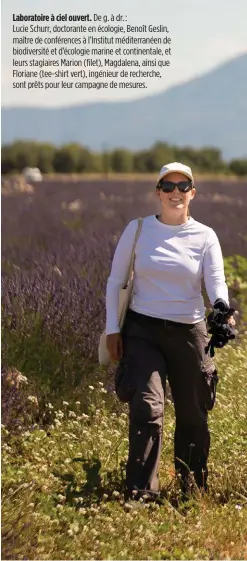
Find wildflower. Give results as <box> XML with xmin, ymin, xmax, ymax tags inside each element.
<box><xmin>112</xmin><ymin>490</ymin><xmax>120</xmax><ymax>497</ymax></box>
<box><xmin>89</xmin><ymin>385</ymin><xmax>94</xmax><ymax>390</ymax></box>
<box><xmin>39</xmin><ymin>466</ymin><xmax>48</xmax><ymax>473</ymax></box>
<box><xmin>63</xmin><ymin>401</ymin><xmax>69</xmax><ymax>406</ymax></box>
<box><xmin>125</xmin><ymin>503</ymin><xmax>133</xmax><ymax>510</ymax></box>
<box><xmin>6</xmin><ymin>370</ymin><xmax>28</xmax><ymax>387</ymax></box>
<box><xmin>57</xmin><ymin>494</ymin><xmax>66</xmax><ymax>503</ymax></box>
<box><xmin>70</xmin><ymin>522</ymin><xmax>79</xmax><ymax>534</ymax></box>
<box><xmin>98</xmin><ymin>382</ymin><xmax>103</xmax><ymax>386</ymax></box>
<box><xmin>47</xmin><ymin>403</ymin><xmax>54</xmax><ymax>409</ymax></box>
<box><xmin>235</xmin><ymin>505</ymin><xmax>242</xmax><ymax>510</ymax></box>
<box><xmin>27</xmin><ymin>395</ymin><xmax>38</xmax><ymax>406</ymax></box>
<box><xmin>68</xmin><ymin>411</ymin><xmax>76</xmax><ymax>418</ymax></box>
<box><xmin>79</xmin><ymin>508</ymin><xmax>87</xmax><ymax>514</ymax></box>
<box><xmin>75</xmin><ymin>401</ymin><xmax>80</xmax><ymax>406</ymax></box>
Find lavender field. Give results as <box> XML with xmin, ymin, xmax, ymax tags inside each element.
<box><xmin>2</xmin><ymin>177</ymin><xmax>247</xmax><ymax>560</ymax></box>
<box><xmin>2</xmin><ymin>178</ymin><xmax>247</xmax><ymax>391</ymax></box>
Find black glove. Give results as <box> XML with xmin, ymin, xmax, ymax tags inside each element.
<box><xmin>205</xmin><ymin>298</ymin><xmax>236</xmax><ymax>357</ymax></box>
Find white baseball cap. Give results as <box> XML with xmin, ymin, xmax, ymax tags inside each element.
<box><xmin>156</xmin><ymin>162</ymin><xmax>194</xmax><ymax>186</ymax></box>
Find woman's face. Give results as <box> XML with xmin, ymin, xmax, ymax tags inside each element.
<box><xmin>156</xmin><ymin>172</ymin><xmax>196</xmax><ymax>211</ymax></box>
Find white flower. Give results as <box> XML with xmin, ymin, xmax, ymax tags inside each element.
<box><xmin>57</xmin><ymin>494</ymin><xmax>66</xmax><ymax>503</ymax></box>
<box><xmin>63</xmin><ymin>401</ymin><xmax>69</xmax><ymax>406</ymax></box>
<box><xmin>27</xmin><ymin>395</ymin><xmax>38</xmax><ymax>405</ymax></box>
<box><xmin>69</xmin><ymin>522</ymin><xmax>79</xmax><ymax>534</ymax></box>
<box><xmin>89</xmin><ymin>385</ymin><xmax>94</xmax><ymax>390</ymax></box>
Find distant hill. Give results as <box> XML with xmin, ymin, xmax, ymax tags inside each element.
<box><xmin>2</xmin><ymin>53</ymin><xmax>247</xmax><ymax>160</ymax></box>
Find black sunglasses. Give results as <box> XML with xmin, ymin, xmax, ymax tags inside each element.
<box><xmin>158</xmin><ymin>180</ymin><xmax>193</xmax><ymax>193</ymax></box>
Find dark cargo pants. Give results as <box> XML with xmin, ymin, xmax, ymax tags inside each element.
<box><xmin>115</xmin><ymin>308</ymin><xmax>218</xmax><ymax>498</ymax></box>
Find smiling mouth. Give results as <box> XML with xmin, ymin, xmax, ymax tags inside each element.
<box><xmin>169</xmin><ymin>198</ymin><xmax>183</xmax><ymax>202</ymax></box>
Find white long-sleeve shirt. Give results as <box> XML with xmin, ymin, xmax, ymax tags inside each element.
<box><xmin>105</xmin><ymin>214</ymin><xmax>229</xmax><ymax>335</ymax></box>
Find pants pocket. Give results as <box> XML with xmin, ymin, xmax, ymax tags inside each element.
<box><xmin>115</xmin><ymin>357</ymin><xmax>135</xmax><ymax>403</ymax></box>
<box><xmin>201</xmin><ymin>365</ymin><xmax>219</xmax><ymax>411</ymax></box>
<box><xmin>195</xmin><ymin>321</ymin><xmax>219</xmax><ymax>411</ymax></box>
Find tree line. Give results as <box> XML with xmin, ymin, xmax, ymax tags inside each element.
<box><xmin>1</xmin><ymin>140</ymin><xmax>247</xmax><ymax>176</ymax></box>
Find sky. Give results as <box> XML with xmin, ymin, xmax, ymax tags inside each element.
<box><xmin>1</xmin><ymin>0</ymin><xmax>247</xmax><ymax>107</ymax></box>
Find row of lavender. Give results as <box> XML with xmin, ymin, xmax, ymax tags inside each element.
<box><xmin>2</xmin><ymin>178</ymin><xmax>247</xmax><ymax>401</ymax></box>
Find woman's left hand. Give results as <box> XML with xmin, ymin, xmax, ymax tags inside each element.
<box><xmin>226</xmin><ymin>315</ymin><xmax>236</xmax><ymax>327</ymax></box>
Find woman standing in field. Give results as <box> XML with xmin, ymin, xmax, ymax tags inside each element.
<box><xmin>105</xmin><ymin>162</ymin><xmax>236</xmax><ymax>502</ymax></box>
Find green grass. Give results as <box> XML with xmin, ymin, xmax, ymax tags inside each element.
<box><xmin>2</xmin><ymin>335</ymin><xmax>247</xmax><ymax>560</ymax></box>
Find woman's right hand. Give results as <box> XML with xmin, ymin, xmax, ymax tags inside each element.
<box><xmin>106</xmin><ymin>333</ymin><xmax>123</xmax><ymax>362</ymax></box>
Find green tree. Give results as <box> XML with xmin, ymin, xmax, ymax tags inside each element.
<box><xmin>145</xmin><ymin>142</ymin><xmax>175</xmax><ymax>172</ymax></box>
<box><xmin>229</xmin><ymin>159</ymin><xmax>247</xmax><ymax>176</ymax></box>
<box><xmin>111</xmin><ymin>149</ymin><xmax>133</xmax><ymax>172</ymax></box>
<box><xmin>53</xmin><ymin>143</ymin><xmax>98</xmax><ymax>173</ymax></box>
<box><xmin>76</xmin><ymin>146</ymin><xmax>96</xmax><ymax>173</ymax></box>
<box><xmin>174</xmin><ymin>146</ymin><xmax>199</xmax><ymax>169</ymax></box>
<box><xmin>101</xmin><ymin>150</ymin><xmax>111</xmax><ymax>176</ymax></box>
<box><xmin>36</xmin><ymin>143</ymin><xmax>56</xmax><ymax>173</ymax></box>
<box><xmin>1</xmin><ymin>144</ymin><xmax>16</xmax><ymax>174</ymax></box>
<box><xmin>53</xmin><ymin>147</ymin><xmax>75</xmax><ymax>173</ymax></box>
<box><xmin>133</xmin><ymin>150</ymin><xmax>150</xmax><ymax>172</ymax></box>
<box><xmin>1</xmin><ymin>141</ymin><xmax>40</xmax><ymax>172</ymax></box>
<box><xmin>193</xmin><ymin>147</ymin><xmax>225</xmax><ymax>172</ymax></box>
